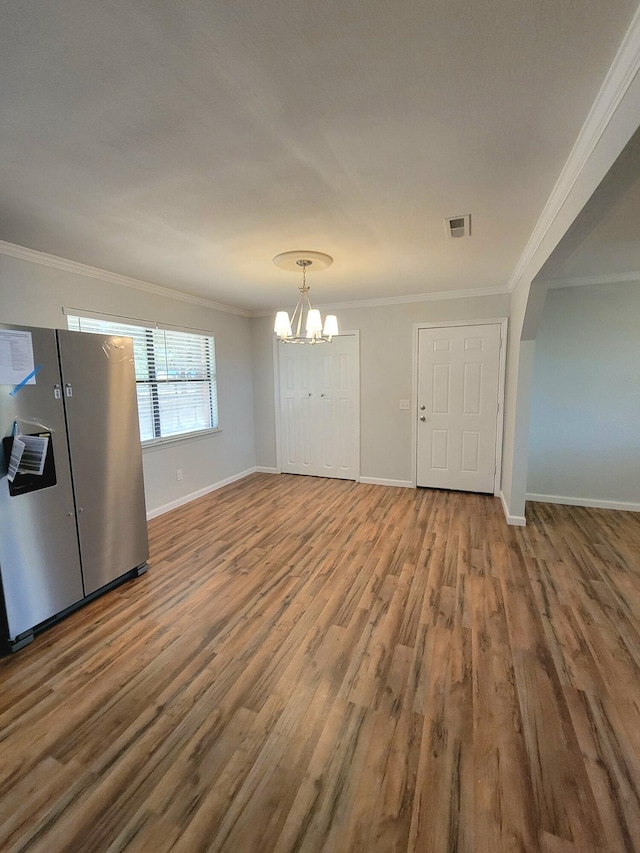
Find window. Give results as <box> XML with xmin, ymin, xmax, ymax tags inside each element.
<box><xmin>66</xmin><ymin>314</ymin><xmax>218</xmax><ymax>443</ymax></box>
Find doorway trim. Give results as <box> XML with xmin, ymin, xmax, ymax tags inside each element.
<box><xmin>272</xmin><ymin>329</ymin><xmax>361</xmax><ymax>480</ymax></box>
<box><xmin>411</xmin><ymin>318</ymin><xmax>508</xmax><ymax>494</ymax></box>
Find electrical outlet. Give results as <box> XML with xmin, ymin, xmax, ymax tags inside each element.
<box><xmin>176</xmin><ymin>468</ymin><xmax>183</xmax><ymax>481</ymax></box>
<box><xmin>399</xmin><ymin>400</ymin><xmax>410</xmax><ymax>410</ymax></box>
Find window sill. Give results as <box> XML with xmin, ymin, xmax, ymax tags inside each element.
<box><xmin>141</xmin><ymin>427</ymin><xmax>222</xmax><ymax>452</ymax></box>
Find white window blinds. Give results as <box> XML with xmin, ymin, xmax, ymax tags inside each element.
<box><xmin>66</xmin><ymin>315</ymin><xmax>218</xmax><ymax>443</ymax></box>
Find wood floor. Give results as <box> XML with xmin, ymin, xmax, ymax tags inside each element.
<box><xmin>1</xmin><ymin>475</ymin><xmax>640</xmax><ymax>853</ymax></box>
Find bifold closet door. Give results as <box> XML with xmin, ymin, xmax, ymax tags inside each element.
<box><xmin>278</xmin><ymin>334</ymin><xmax>358</xmax><ymax>480</ymax></box>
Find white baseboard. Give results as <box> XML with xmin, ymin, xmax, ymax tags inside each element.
<box><xmin>526</xmin><ymin>493</ymin><xmax>640</xmax><ymax>512</ymax></box>
<box><xmin>255</xmin><ymin>466</ymin><xmax>279</xmax><ymax>474</ymax></box>
<box><xmin>146</xmin><ymin>467</ymin><xmax>258</xmax><ymax>519</ymax></box>
<box><xmin>499</xmin><ymin>491</ymin><xmax>527</xmax><ymax>526</ymax></box>
<box><xmin>358</xmin><ymin>477</ymin><xmax>413</xmax><ymax>489</ymax></box>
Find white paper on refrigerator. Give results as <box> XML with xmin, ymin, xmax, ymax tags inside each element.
<box><xmin>0</xmin><ymin>330</ymin><xmax>36</xmax><ymax>387</ymax></box>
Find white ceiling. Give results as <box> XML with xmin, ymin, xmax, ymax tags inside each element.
<box><xmin>1</xmin><ymin>1</ymin><xmax>638</xmax><ymax>313</ymax></box>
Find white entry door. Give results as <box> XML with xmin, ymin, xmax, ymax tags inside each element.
<box><xmin>278</xmin><ymin>334</ymin><xmax>359</xmax><ymax>480</ymax></box>
<box><xmin>416</xmin><ymin>323</ymin><xmax>502</xmax><ymax>493</ymax></box>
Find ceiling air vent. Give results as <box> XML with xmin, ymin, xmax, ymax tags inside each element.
<box><xmin>445</xmin><ymin>214</ymin><xmax>471</xmax><ymax>239</ymax></box>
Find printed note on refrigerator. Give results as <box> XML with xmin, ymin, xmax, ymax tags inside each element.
<box><xmin>0</xmin><ymin>330</ymin><xmax>36</xmax><ymax>387</ymax></box>
<box><xmin>7</xmin><ymin>435</ymin><xmax>49</xmax><ymax>482</ymax></box>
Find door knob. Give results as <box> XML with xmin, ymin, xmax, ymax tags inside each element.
<box><xmin>420</xmin><ymin>416</ymin><xmax>426</xmax><ymax>422</ymax></box>
<box><xmin>420</xmin><ymin>404</ymin><xmax>426</xmax><ymax>410</ymax></box>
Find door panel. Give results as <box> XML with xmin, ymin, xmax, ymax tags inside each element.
<box><xmin>432</xmin><ymin>363</ymin><xmax>450</xmax><ymax>413</ymax></box>
<box><xmin>461</xmin><ymin>430</ymin><xmax>480</xmax><ymax>472</ymax></box>
<box><xmin>319</xmin><ymin>396</ymin><xmax>334</xmax><ymax>472</ymax></box>
<box><xmin>463</xmin><ymin>363</ymin><xmax>482</xmax><ymax>414</ymax></box>
<box><xmin>301</xmin><ymin>394</ymin><xmax>313</xmax><ymax>468</ymax></box>
<box><xmin>284</xmin><ymin>398</ymin><xmax>296</xmax><ymax>465</ymax></box>
<box><xmin>339</xmin><ymin>397</ymin><xmax>351</xmax><ymax>470</ymax></box>
<box><xmin>314</xmin><ymin>336</ymin><xmax>358</xmax><ymax>479</ymax></box>
<box><xmin>417</xmin><ymin>324</ymin><xmax>501</xmax><ymax>493</ymax></box>
<box><xmin>431</xmin><ymin>430</ymin><xmax>449</xmax><ymax>470</ymax></box>
<box><xmin>280</xmin><ymin>347</ymin><xmax>316</xmax><ymax>474</ymax></box>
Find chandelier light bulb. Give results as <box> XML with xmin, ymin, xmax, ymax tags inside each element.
<box><xmin>323</xmin><ymin>315</ymin><xmax>338</xmax><ymax>338</ymax></box>
<box><xmin>306</xmin><ymin>309</ymin><xmax>322</xmax><ymax>333</ymax></box>
<box><xmin>274</xmin><ymin>311</ymin><xmax>292</xmax><ymax>337</ymax></box>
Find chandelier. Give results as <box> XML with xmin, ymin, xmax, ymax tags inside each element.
<box><xmin>273</xmin><ymin>251</ymin><xmax>338</xmax><ymax>344</ymax></box>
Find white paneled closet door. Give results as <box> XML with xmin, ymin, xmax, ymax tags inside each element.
<box><xmin>416</xmin><ymin>323</ymin><xmax>502</xmax><ymax>493</ymax></box>
<box><xmin>278</xmin><ymin>334</ymin><xmax>359</xmax><ymax>480</ymax></box>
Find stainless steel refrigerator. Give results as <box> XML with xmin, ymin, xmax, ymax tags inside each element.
<box><xmin>0</xmin><ymin>324</ymin><xmax>149</xmax><ymax>651</ymax></box>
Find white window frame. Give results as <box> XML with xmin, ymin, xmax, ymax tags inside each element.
<box><xmin>65</xmin><ymin>309</ymin><xmax>220</xmax><ymax>447</ymax></box>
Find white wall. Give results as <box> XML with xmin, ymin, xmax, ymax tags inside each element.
<box><xmin>527</xmin><ymin>281</ymin><xmax>640</xmax><ymax>509</ymax></box>
<box><xmin>0</xmin><ymin>252</ymin><xmax>256</xmax><ymax>515</ymax></box>
<box><xmin>252</xmin><ymin>293</ymin><xmax>511</xmax><ymax>485</ymax></box>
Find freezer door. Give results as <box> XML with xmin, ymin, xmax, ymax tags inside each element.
<box><xmin>57</xmin><ymin>330</ymin><xmax>149</xmax><ymax>595</ymax></box>
<box><xmin>0</xmin><ymin>324</ymin><xmax>84</xmax><ymax>640</ymax></box>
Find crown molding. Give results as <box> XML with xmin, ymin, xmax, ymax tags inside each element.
<box><xmin>0</xmin><ymin>241</ymin><xmax>251</xmax><ymax>317</ymax></box>
<box><xmin>1</xmin><ymin>239</ymin><xmax>508</xmax><ymax>318</ymax></box>
<box><xmin>548</xmin><ymin>270</ymin><xmax>640</xmax><ymax>289</ymax></box>
<box><xmin>507</xmin><ymin>5</ymin><xmax>640</xmax><ymax>293</ymax></box>
<box><xmin>250</xmin><ymin>283</ymin><xmax>509</xmax><ymax>317</ymax></box>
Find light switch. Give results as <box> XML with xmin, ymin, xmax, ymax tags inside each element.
<box><xmin>399</xmin><ymin>400</ymin><xmax>410</xmax><ymax>410</ymax></box>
